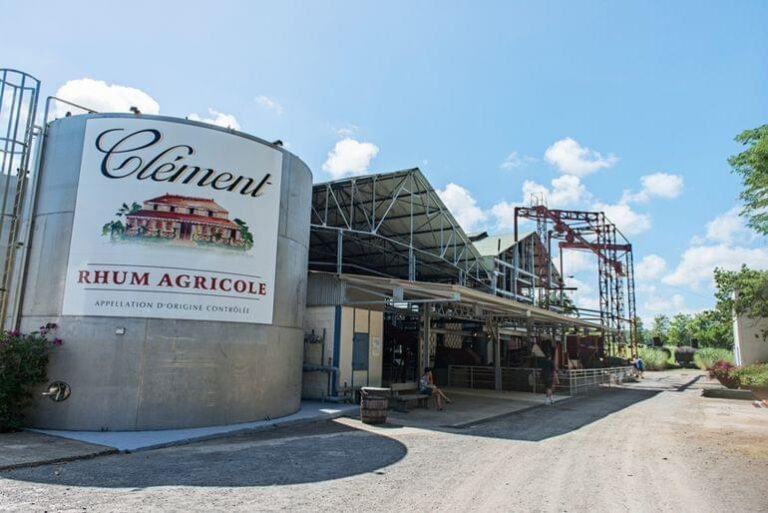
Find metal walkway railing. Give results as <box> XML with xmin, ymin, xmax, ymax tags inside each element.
<box><xmin>447</xmin><ymin>365</ymin><xmax>634</xmax><ymax>395</ymax></box>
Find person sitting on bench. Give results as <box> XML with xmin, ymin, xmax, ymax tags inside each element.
<box><xmin>419</xmin><ymin>367</ymin><xmax>452</xmax><ymax>410</ymax></box>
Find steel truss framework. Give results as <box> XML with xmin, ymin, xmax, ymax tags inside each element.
<box><xmin>514</xmin><ymin>205</ymin><xmax>638</xmax><ymax>353</ymax></box>
<box><xmin>310</xmin><ymin>168</ymin><xmax>489</xmax><ymax>286</ymax></box>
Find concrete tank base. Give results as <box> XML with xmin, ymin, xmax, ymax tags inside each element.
<box><xmin>24</xmin><ymin>316</ymin><xmax>303</xmax><ymax>431</ymax></box>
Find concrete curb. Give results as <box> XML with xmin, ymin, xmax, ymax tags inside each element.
<box><xmin>123</xmin><ymin>408</ymin><xmax>355</xmax><ymax>453</ymax></box>
<box><xmin>702</xmin><ymin>388</ymin><xmax>754</xmax><ymax>401</ymax></box>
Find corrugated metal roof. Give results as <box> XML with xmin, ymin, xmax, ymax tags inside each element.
<box><xmin>309</xmin><ymin>168</ymin><xmax>490</xmax><ymax>285</ymax></box>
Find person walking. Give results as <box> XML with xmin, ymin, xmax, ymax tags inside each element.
<box><xmin>538</xmin><ymin>353</ymin><xmax>558</xmax><ymax>406</ymax></box>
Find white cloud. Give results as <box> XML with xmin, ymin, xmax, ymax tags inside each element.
<box><xmin>489</xmin><ymin>200</ymin><xmax>520</xmax><ymax>232</ymax></box>
<box><xmin>187</xmin><ymin>108</ymin><xmax>241</xmax><ymax>130</ymax></box>
<box><xmin>623</xmin><ymin>172</ymin><xmax>684</xmax><ymax>203</ymax></box>
<box><xmin>560</xmin><ymin>251</ymin><xmax>594</xmax><ymax>276</ymax></box>
<box><xmin>641</xmin><ymin>173</ymin><xmax>684</xmax><ymax>199</ymax></box>
<box><xmin>544</xmin><ymin>137</ymin><xmax>618</xmax><ymax>176</ymax></box>
<box><xmin>592</xmin><ymin>201</ymin><xmax>651</xmax><ymax>235</ymax></box>
<box><xmin>637</xmin><ymin>283</ymin><xmax>657</xmax><ymax>294</ymax></box>
<box><xmin>704</xmin><ymin>206</ymin><xmax>753</xmax><ymax>245</ymax></box>
<box><xmin>255</xmin><ymin>95</ymin><xmax>283</xmax><ymax>115</ymax></box>
<box><xmin>54</xmin><ymin>78</ymin><xmax>159</xmax><ymax>117</ymax></box>
<box><xmin>635</xmin><ymin>254</ymin><xmax>667</xmax><ymax>281</ymax></box>
<box><xmin>565</xmin><ymin>276</ymin><xmax>600</xmax><ymax>312</ymax></box>
<box><xmin>643</xmin><ymin>293</ymin><xmax>688</xmax><ymax>314</ymax></box>
<box><xmin>663</xmin><ymin>244</ymin><xmax>768</xmax><ymax>289</ymax></box>
<box><xmin>522</xmin><ymin>174</ymin><xmax>591</xmax><ymax>209</ymax></box>
<box><xmin>437</xmin><ymin>183</ymin><xmax>488</xmax><ymax>233</ymax></box>
<box><xmin>322</xmin><ymin>138</ymin><xmax>380</xmax><ymax>179</ymax></box>
<box><xmin>500</xmin><ymin>151</ymin><xmax>536</xmax><ymax>170</ymax></box>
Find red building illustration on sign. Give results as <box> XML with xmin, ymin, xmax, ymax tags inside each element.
<box><xmin>125</xmin><ymin>194</ymin><xmax>244</xmax><ymax>247</ymax></box>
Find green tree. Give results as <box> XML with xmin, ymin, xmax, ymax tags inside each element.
<box><xmin>634</xmin><ymin>316</ymin><xmax>650</xmax><ymax>346</ymax></box>
<box><xmin>650</xmin><ymin>315</ymin><xmax>670</xmax><ymax>345</ymax></box>
<box><xmin>668</xmin><ymin>313</ymin><xmax>692</xmax><ymax>347</ymax></box>
<box><xmin>687</xmin><ymin>309</ymin><xmax>733</xmax><ymax>349</ymax></box>
<box><xmin>728</xmin><ymin>125</ymin><xmax>768</xmax><ymax>235</ymax></box>
<box><xmin>548</xmin><ymin>292</ymin><xmax>577</xmax><ymax>315</ymax></box>
<box><xmin>102</xmin><ymin>201</ymin><xmax>140</xmax><ymax>240</ymax></box>
<box><xmin>714</xmin><ymin>265</ymin><xmax>768</xmax><ymax>340</ymax></box>
<box><xmin>233</xmin><ymin>218</ymin><xmax>254</xmax><ymax>250</ymax></box>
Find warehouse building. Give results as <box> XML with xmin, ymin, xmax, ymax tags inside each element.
<box><xmin>302</xmin><ymin>169</ymin><xmax>607</xmax><ymax>400</ymax></box>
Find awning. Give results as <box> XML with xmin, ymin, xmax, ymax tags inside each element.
<box><xmin>307</xmin><ymin>271</ymin><xmax>609</xmax><ymax>332</ymax></box>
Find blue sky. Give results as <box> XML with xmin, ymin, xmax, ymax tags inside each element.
<box><xmin>5</xmin><ymin>0</ymin><xmax>768</xmax><ymax>322</ymax></box>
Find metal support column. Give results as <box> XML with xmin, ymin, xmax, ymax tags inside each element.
<box><xmin>420</xmin><ymin>304</ymin><xmax>431</xmax><ymax>372</ymax></box>
<box><xmin>493</xmin><ymin>323</ymin><xmax>502</xmax><ymax>391</ymax></box>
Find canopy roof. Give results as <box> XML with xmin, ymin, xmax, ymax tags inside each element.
<box><xmin>308</xmin><ymin>271</ymin><xmax>608</xmax><ymax>332</ymax></box>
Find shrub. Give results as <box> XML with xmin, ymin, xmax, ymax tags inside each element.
<box><xmin>674</xmin><ymin>346</ymin><xmax>698</xmax><ymax>368</ymax></box>
<box><xmin>694</xmin><ymin>348</ymin><xmax>734</xmax><ymax>370</ymax></box>
<box><xmin>732</xmin><ymin>363</ymin><xmax>768</xmax><ymax>388</ymax></box>
<box><xmin>603</xmin><ymin>356</ymin><xmax>629</xmax><ymax>367</ymax></box>
<box><xmin>0</xmin><ymin>324</ymin><xmax>62</xmax><ymax>431</ymax></box>
<box><xmin>638</xmin><ymin>346</ymin><xmax>668</xmax><ymax>370</ymax></box>
<box><xmin>711</xmin><ymin>359</ymin><xmax>740</xmax><ymax>389</ymax></box>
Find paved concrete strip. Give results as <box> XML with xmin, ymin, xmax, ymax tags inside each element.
<box><xmin>27</xmin><ymin>401</ymin><xmax>359</xmax><ymax>452</ymax></box>
<box><xmin>0</xmin><ymin>431</ymin><xmax>117</xmax><ymax>472</ymax></box>
<box><xmin>448</xmin><ymin>395</ymin><xmax>576</xmax><ymax>429</ymax></box>
<box><xmin>387</xmin><ymin>389</ymin><xmax>571</xmax><ymax>429</ymax></box>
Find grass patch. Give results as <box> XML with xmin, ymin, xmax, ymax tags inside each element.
<box><xmin>638</xmin><ymin>346</ymin><xmax>669</xmax><ymax>370</ymax></box>
<box><xmin>694</xmin><ymin>348</ymin><xmax>734</xmax><ymax>370</ymax></box>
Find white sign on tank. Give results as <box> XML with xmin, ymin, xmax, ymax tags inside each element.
<box><xmin>62</xmin><ymin>117</ymin><xmax>283</xmax><ymax>324</ymax></box>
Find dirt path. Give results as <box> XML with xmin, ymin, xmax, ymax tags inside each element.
<box><xmin>1</xmin><ymin>371</ymin><xmax>766</xmax><ymax>512</ymax></box>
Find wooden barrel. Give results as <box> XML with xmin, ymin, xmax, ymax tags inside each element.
<box><xmin>360</xmin><ymin>396</ymin><xmax>388</xmax><ymax>424</ymax></box>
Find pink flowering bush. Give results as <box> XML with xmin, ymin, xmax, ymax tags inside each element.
<box><xmin>0</xmin><ymin>323</ymin><xmax>62</xmax><ymax>431</ymax></box>
<box><xmin>711</xmin><ymin>359</ymin><xmax>739</xmax><ymax>389</ymax></box>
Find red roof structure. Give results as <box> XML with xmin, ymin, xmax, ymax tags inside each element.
<box><xmin>128</xmin><ymin>209</ymin><xmax>238</xmax><ymax>229</ymax></box>
<box><xmin>144</xmin><ymin>194</ymin><xmax>228</xmax><ymax>213</ymax></box>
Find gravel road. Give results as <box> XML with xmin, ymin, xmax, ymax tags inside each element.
<box><xmin>1</xmin><ymin>371</ymin><xmax>766</xmax><ymax>512</ymax></box>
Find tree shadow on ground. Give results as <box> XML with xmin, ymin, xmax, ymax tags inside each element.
<box><xmin>1</xmin><ymin>420</ymin><xmax>407</xmax><ymax>488</ymax></box>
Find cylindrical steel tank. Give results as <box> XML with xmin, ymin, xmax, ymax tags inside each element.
<box><xmin>21</xmin><ymin>113</ymin><xmax>312</xmax><ymax>430</ymax></box>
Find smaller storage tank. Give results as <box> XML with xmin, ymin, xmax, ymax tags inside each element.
<box><xmin>22</xmin><ymin>113</ymin><xmax>312</xmax><ymax>430</ymax></box>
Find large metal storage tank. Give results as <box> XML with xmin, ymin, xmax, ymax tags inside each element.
<box><xmin>22</xmin><ymin>113</ymin><xmax>312</xmax><ymax>430</ymax></box>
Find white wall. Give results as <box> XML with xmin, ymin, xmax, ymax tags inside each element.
<box><xmin>734</xmin><ymin>315</ymin><xmax>768</xmax><ymax>365</ymax></box>
<box><xmin>303</xmin><ymin>306</ymin><xmax>383</xmax><ymax>397</ymax></box>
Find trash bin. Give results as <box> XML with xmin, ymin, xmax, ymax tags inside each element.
<box><xmin>360</xmin><ymin>386</ymin><xmax>390</xmax><ymax>424</ymax></box>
